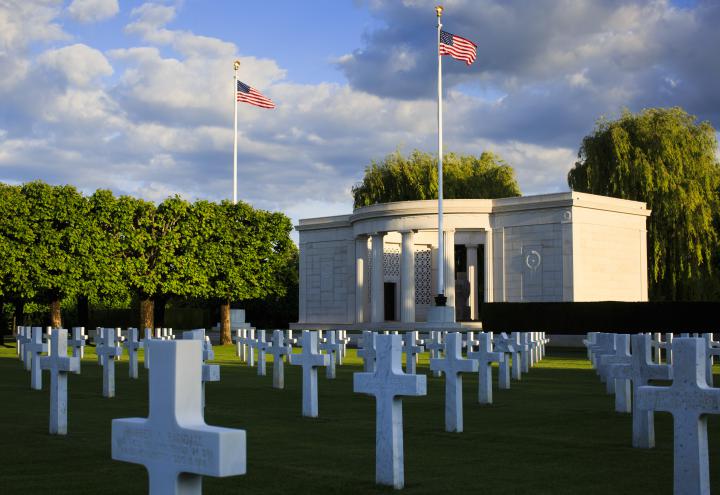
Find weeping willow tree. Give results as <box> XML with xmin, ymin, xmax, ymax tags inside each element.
<box><xmin>568</xmin><ymin>107</ymin><xmax>720</xmax><ymax>300</ymax></box>
<box><xmin>352</xmin><ymin>150</ymin><xmax>521</xmax><ymax>208</ymax></box>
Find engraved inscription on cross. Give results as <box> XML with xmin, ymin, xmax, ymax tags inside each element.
<box><xmin>637</xmin><ymin>338</ymin><xmax>720</xmax><ymax>495</ymax></box>
<box><xmin>354</xmin><ymin>334</ymin><xmax>426</xmax><ymax>489</ymax></box>
<box><xmin>112</xmin><ymin>340</ymin><xmax>246</xmax><ymax>495</ymax></box>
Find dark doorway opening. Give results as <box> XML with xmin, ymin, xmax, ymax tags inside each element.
<box><xmin>384</xmin><ymin>282</ymin><xmax>396</xmax><ymax>321</ymax></box>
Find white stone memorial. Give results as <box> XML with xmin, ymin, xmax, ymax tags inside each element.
<box><xmin>430</xmin><ymin>332</ymin><xmax>478</xmax><ymax>432</ymax></box>
<box><xmin>492</xmin><ymin>333</ymin><xmax>515</xmax><ymax>390</ymax></box>
<box><xmin>124</xmin><ymin>328</ymin><xmax>143</xmax><ymax>379</ymax></box>
<box><xmin>595</xmin><ymin>333</ymin><xmax>618</xmax><ymax>394</ymax></box>
<box><xmin>112</xmin><ymin>340</ymin><xmax>246</xmax><ymax>494</ymax></box>
<box><xmin>509</xmin><ymin>332</ymin><xmax>524</xmax><ymax>380</ymax></box>
<box><xmin>319</xmin><ymin>330</ymin><xmax>341</xmax><ymax>379</ymax></box>
<box><xmin>425</xmin><ymin>331</ymin><xmax>444</xmax><ymax>378</ymax></box>
<box><xmin>267</xmin><ymin>330</ymin><xmax>291</xmax><ymax>389</ymax></box>
<box><xmin>256</xmin><ymin>330</ymin><xmax>268</xmax><ymax>376</ymax></box>
<box><xmin>403</xmin><ymin>331</ymin><xmax>424</xmax><ymax>375</ymax></box>
<box><xmin>353</xmin><ymin>334</ymin><xmax>426</xmax><ymax>489</ymax></box>
<box><xmin>288</xmin><ymin>331</ymin><xmax>329</xmax><ymax>418</ymax></box>
<box><xmin>68</xmin><ymin>327</ymin><xmax>87</xmax><ymax>366</ymax></box>
<box><xmin>358</xmin><ymin>331</ymin><xmax>377</xmax><ymax>373</ymax></box>
<box><xmin>40</xmin><ymin>329</ymin><xmax>80</xmax><ymax>435</ymax></box>
<box><xmin>607</xmin><ymin>333</ymin><xmax>671</xmax><ymax>448</ymax></box>
<box><xmin>637</xmin><ymin>338</ymin><xmax>720</xmax><ymax>495</ymax></box>
<box><xmin>182</xmin><ymin>330</ymin><xmax>220</xmax><ymax>409</ymax></box>
<box><xmin>27</xmin><ymin>327</ymin><xmax>47</xmax><ymax>390</ymax></box>
<box><xmin>599</xmin><ymin>334</ymin><xmax>632</xmax><ymax>413</ymax></box>
<box><xmin>97</xmin><ymin>328</ymin><xmax>122</xmax><ymax>398</ymax></box>
<box><xmin>468</xmin><ymin>332</ymin><xmax>504</xmax><ymax>405</ymax></box>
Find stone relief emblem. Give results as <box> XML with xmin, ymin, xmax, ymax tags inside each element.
<box><xmin>525</xmin><ymin>250</ymin><xmax>542</xmax><ymax>271</ymax></box>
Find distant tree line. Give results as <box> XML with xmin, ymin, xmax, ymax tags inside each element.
<box><xmin>0</xmin><ymin>181</ymin><xmax>297</xmax><ymax>344</ymax></box>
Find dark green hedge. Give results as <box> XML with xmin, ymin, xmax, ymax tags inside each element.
<box><xmin>479</xmin><ymin>302</ymin><xmax>720</xmax><ymax>334</ymax></box>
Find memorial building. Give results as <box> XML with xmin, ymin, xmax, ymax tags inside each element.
<box><xmin>293</xmin><ymin>191</ymin><xmax>650</xmax><ymax>330</ymax></box>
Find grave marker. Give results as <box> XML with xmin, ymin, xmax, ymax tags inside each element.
<box><xmin>68</xmin><ymin>327</ymin><xmax>87</xmax><ymax>372</ymax></box>
<box><xmin>319</xmin><ymin>330</ymin><xmax>341</xmax><ymax>379</ymax></box>
<box><xmin>112</xmin><ymin>340</ymin><xmax>246</xmax><ymax>494</ymax></box>
<box><xmin>607</xmin><ymin>333</ymin><xmax>671</xmax><ymax>448</ymax></box>
<box><xmin>354</xmin><ymin>334</ymin><xmax>426</xmax><ymax>489</ymax></box>
<box><xmin>97</xmin><ymin>328</ymin><xmax>123</xmax><ymax>398</ymax></box>
<box><xmin>40</xmin><ymin>329</ymin><xmax>80</xmax><ymax>435</ymax></box>
<box><xmin>27</xmin><ymin>327</ymin><xmax>47</xmax><ymax>390</ymax></box>
<box><xmin>599</xmin><ymin>334</ymin><xmax>632</xmax><ymax>413</ymax></box>
<box><xmin>425</xmin><ymin>331</ymin><xmax>444</xmax><ymax>378</ymax></box>
<box><xmin>256</xmin><ymin>330</ymin><xmax>268</xmax><ymax>376</ymax></box>
<box><xmin>637</xmin><ymin>338</ymin><xmax>720</xmax><ymax>495</ymax></box>
<box><xmin>288</xmin><ymin>331</ymin><xmax>329</xmax><ymax>418</ymax></box>
<box><xmin>492</xmin><ymin>333</ymin><xmax>514</xmax><ymax>390</ymax></box>
<box><xmin>142</xmin><ymin>328</ymin><xmax>153</xmax><ymax>369</ymax></box>
<box><xmin>430</xmin><ymin>332</ymin><xmax>478</xmax><ymax>432</ymax></box>
<box><xmin>358</xmin><ymin>331</ymin><xmax>377</xmax><ymax>373</ymax></box>
<box><xmin>402</xmin><ymin>332</ymin><xmax>424</xmax><ymax>375</ymax></box>
<box><xmin>123</xmin><ymin>328</ymin><xmax>143</xmax><ymax>379</ymax></box>
<box><xmin>468</xmin><ymin>333</ymin><xmax>504</xmax><ymax>405</ymax></box>
<box><xmin>267</xmin><ymin>330</ymin><xmax>291</xmax><ymax>389</ymax></box>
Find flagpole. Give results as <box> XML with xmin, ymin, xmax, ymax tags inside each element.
<box><xmin>435</xmin><ymin>5</ymin><xmax>446</xmax><ymax>306</ymax></box>
<box><xmin>233</xmin><ymin>60</ymin><xmax>240</xmax><ymax>204</ymax></box>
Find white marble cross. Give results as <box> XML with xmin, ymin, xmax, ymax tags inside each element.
<box><xmin>285</xmin><ymin>329</ymin><xmax>298</xmax><ymax>347</ymax></box>
<box><xmin>288</xmin><ymin>330</ymin><xmax>329</xmax><ymax>418</ymax></box>
<box><xmin>95</xmin><ymin>328</ymin><xmax>106</xmax><ymax>366</ymax></box>
<box><xmin>509</xmin><ymin>332</ymin><xmax>524</xmax><ymax>380</ymax></box>
<box><xmin>519</xmin><ymin>332</ymin><xmax>532</xmax><ymax>372</ymax></box>
<box><xmin>319</xmin><ymin>330</ymin><xmax>341</xmax><ymax>379</ymax></box>
<box><xmin>338</xmin><ymin>330</ymin><xmax>350</xmax><ymax>364</ymax></box>
<box><xmin>244</xmin><ymin>329</ymin><xmax>256</xmax><ymax>367</ymax></box>
<box><xmin>637</xmin><ymin>338</ymin><xmax>720</xmax><ymax>495</ymax></box>
<box><xmin>40</xmin><ymin>329</ymin><xmax>80</xmax><ymax>435</ymax></box>
<box><xmin>112</xmin><ymin>340</ymin><xmax>246</xmax><ymax>494</ymax></box>
<box><xmin>68</xmin><ymin>327</ymin><xmax>87</xmax><ymax>373</ymax></box>
<box><xmin>402</xmin><ymin>331</ymin><xmax>424</xmax><ymax>375</ymax></box>
<box><xmin>256</xmin><ymin>330</ymin><xmax>268</xmax><ymax>376</ymax></box>
<box><xmin>599</xmin><ymin>334</ymin><xmax>632</xmax><ymax>413</ymax></box>
<box><xmin>583</xmin><ymin>332</ymin><xmax>599</xmax><ymax>363</ymax></box>
<box><xmin>354</xmin><ymin>334</ymin><xmax>426</xmax><ymax>489</ymax></box>
<box><xmin>468</xmin><ymin>333</ymin><xmax>504</xmax><ymax>405</ymax></box>
<box><xmin>97</xmin><ymin>328</ymin><xmax>123</xmax><ymax>398</ymax></box>
<box><xmin>267</xmin><ymin>330</ymin><xmax>291</xmax><ymax>389</ymax></box>
<box><xmin>182</xmin><ymin>330</ymin><xmax>220</xmax><ymax>409</ymax></box>
<box><xmin>595</xmin><ymin>333</ymin><xmax>618</xmax><ymax>394</ymax></box>
<box><xmin>20</xmin><ymin>327</ymin><xmax>33</xmax><ymax>370</ymax></box>
<box><xmin>358</xmin><ymin>331</ymin><xmax>377</xmax><ymax>373</ymax></box>
<box><xmin>430</xmin><ymin>332</ymin><xmax>478</xmax><ymax>432</ymax></box>
<box><xmin>491</xmin><ymin>333</ymin><xmax>514</xmax><ymax>390</ymax></box>
<box><xmin>607</xmin><ymin>333</ymin><xmax>671</xmax><ymax>448</ymax></box>
<box><xmin>703</xmin><ymin>333</ymin><xmax>719</xmax><ymax>387</ymax></box>
<box><xmin>232</xmin><ymin>329</ymin><xmax>244</xmax><ymax>360</ymax></box>
<box><xmin>27</xmin><ymin>327</ymin><xmax>48</xmax><ymax>390</ymax></box>
<box><xmin>15</xmin><ymin>326</ymin><xmax>24</xmax><ymax>359</ymax></box>
<box><xmin>424</xmin><ymin>331</ymin><xmax>444</xmax><ymax>378</ymax></box>
<box><xmin>123</xmin><ymin>328</ymin><xmax>143</xmax><ymax>379</ymax></box>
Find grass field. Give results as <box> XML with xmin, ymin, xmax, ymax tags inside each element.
<box><xmin>1</xmin><ymin>340</ymin><xmax>719</xmax><ymax>494</ymax></box>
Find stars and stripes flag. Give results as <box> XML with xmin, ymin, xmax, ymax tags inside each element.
<box><xmin>236</xmin><ymin>80</ymin><xmax>275</xmax><ymax>109</ymax></box>
<box><xmin>439</xmin><ymin>30</ymin><xmax>477</xmax><ymax>65</ymax></box>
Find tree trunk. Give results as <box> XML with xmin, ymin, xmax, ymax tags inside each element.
<box><xmin>76</xmin><ymin>295</ymin><xmax>90</xmax><ymax>328</ymax></box>
<box><xmin>140</xmin><ymin>297</ymin><xmax>154</xmax><ymax>331</ymax></box>
<box><xmin>13</xmin><ymin>300</ymin><xmax>24</xmax><ymax>329</ymax></box>
<box><xmin>50</xmin><ymin>299</ymin><xmax>62</xmax><ymax>328</ymax></box>
<box><xmin>154</xmin><ymin>296</ymin><xmax>167</xmax><ymax>328</ymax></box>
<box><xmin>220</xmin><ymin>299</ymin><xmax>232</xmax><ymax>345</ymax></box>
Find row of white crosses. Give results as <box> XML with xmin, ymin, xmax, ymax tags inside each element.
<box><xmin>585</xmin><ymin>331</ymin><xmax>720</xmax><ymax>494</ymax></box>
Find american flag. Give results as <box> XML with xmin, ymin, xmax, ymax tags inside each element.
<box><xmin>236</xmin><ymin>80</ymin><xmax>275</xmax><ymax>109</ymax></box>
<box><xmin>439</xmin><ymin>30</ymin><xmax>477</xmax><ymax>65</ymax></box>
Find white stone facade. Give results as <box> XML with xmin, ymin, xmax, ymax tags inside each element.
<box><xmin>294</xmin><ymin>192</ymin><xmax>650</xmax><ymax>330</ymax></box>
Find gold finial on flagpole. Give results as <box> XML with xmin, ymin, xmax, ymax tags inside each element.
<box><xmin>234</xmin><ymin>60</ymin><xmax>241</xmax><ymax>71</ymax></box>
<box><xmin>435</xmin><ymin>5</ymin><xmax>443</xmax><ymax>17</ymax></box>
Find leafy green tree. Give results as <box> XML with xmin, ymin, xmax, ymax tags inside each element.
<box><xmin>191</xmin><ymin>200</ymin><xmax>296</xmax><ymax>344</ymax></box>
<box><xmin>568</xmin><ymin>107</ymin><xmax>720</xmax><ymax>300</ymax></box>
<box><xmin>352</xmin><ymin>150</ymin><xmax>521</xmax><ymax>207</ymax></box>
<box><xmin>17</xmin><ymin>182</ymin><xmax>87</xmax><ymax>327</ymax></box>
<box><xmin>0</xmin><ymin>183</ymin><xmax>32</xmax><ymax>328</ymax></box>
<box><xmin>118</xmin><ymin>195</ymin><xmax>200</xmax><ymax>330</ymax></box>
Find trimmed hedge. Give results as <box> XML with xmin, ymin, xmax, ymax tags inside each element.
<box><xmin>480</xmin><ymin>302</ymin><xmax>720</xmax><ymax>334</ymax></box>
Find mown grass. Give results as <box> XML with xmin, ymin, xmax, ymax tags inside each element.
<box><xmin>1</xmin><ymin>340</ymin><xmax>719</xmax><ymax>494</ymax></box>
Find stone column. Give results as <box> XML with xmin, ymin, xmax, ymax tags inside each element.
<box><xmin>400</xmin><ymin>230</ymin><xmax>416</xmax><ymax>323</ymax></box>
<box><xmin>444</xmin><ymin>229</ymin><xmax>456</xmax><ymax>309</ymax></box>
<box><xmin>370</xmin><ymin>232</ymin><xmax>386</xmax><ymax>323</ymax></box>
<box><xmin>298</xmin><ymin>243</ymin><xmax>308</xmax><ymax>322</ymax></box>
<box><xmin>355</xmin><ymin>235</ymin><xmax>369</xmax><ymax>324</ymax></box>
<box><xmin>485</xmin><ymin>229</ymin><xmax>494</xmax><ymax>303</ymax></box>
<box><xmin>466</xmin><ymin>244</ymin><xmax>478</xmax><ymax>320</ymax></box>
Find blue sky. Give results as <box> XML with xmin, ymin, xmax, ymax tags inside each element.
<box><xmin>1</xmin><ymin>0</ymin><xmax>719</xmax><ymax>235</ymax></box>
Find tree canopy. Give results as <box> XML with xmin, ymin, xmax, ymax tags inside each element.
<box><xmin>568</xmin><ymin>107</ymin><xmax>720</xmax><ymax>300</ymax></box>
<box><xmin>352</xmin><ymin>150</ymin><xmax>521</xmax><ymax>208</ymax></box>
<box><xmin>0</xmin><ymin>181</ymin><xmax>297</xmax><ymax>338</ymax></box>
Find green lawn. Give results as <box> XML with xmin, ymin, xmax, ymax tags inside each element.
<box><xmin>1</xmin><ymin>340</ymin><xmax>719</xmax><ymax>494</ymax></box>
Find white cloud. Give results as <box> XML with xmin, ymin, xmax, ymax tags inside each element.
<box><xmin>67</xmin><ymin>0</ymin><xmax>119</xmax><ymax>23</ymax></box>
<box><xmin>38</xmin><ymin>44</ymin><xmax>113</xmax><ymax>86</ymax></box>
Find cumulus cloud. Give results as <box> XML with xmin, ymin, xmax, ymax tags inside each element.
<box><xmin>38</xmin><ymin>44</ymin><xmax>113</xmax><ymax>86</ymax></box>
<box><xmin>67</xmin><ymin>0</ymin><xmax>119</xmax><ymax>23</ymax></box>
